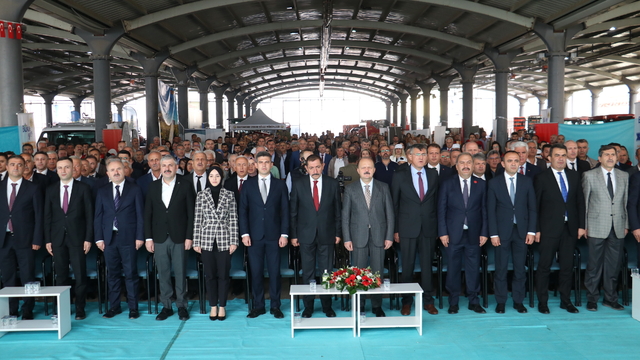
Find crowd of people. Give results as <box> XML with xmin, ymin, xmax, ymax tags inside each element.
<box><xmin>1</xmin><ymin>127</ymin><xmax>638</xmax><ymax>322</ymax></box>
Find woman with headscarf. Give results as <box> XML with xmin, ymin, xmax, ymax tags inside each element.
<box><xmin>193</xmin><ymin>166</ymin><xmax>238</xmax><ymax>321</ymax></box>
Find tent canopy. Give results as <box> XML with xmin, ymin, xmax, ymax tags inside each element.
<box><xmin>231</xmin><ymin>109</ymin><xmax>286</xmax><ymax>131</ymax></box>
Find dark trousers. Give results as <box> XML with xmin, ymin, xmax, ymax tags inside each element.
<box><xmin>155</xmin><ymin>236</ymin><xmax>187</xmax><ymax>309</ymax></box>
<box><xmin>400</xmin><ymin>232</ymin><xmax>436</xmax><ymax>305</ymax></box>
<box><xmin>201</xmin><ymin>245</ymin><xmax>231</xmax><ymax>307</ymax></box>
<box><xmin>0</xmin><ymin>233</ymin><xmax>35</xmax><ymax>314</ymax></box>
<box><xmin>52</xmin><ymin>235</ymin><xmax>87</xmax><ymax>311</ymax></box>
<box><xmin>350</xmin><ymin>231</ymin><xmax>384</xmax><ymax>309</ymax></box>
<box><xmin>445</xmin><ymin>230</ymin><xmax>481</xmax><ymax>306</ymax></box>
<box><xmin>536</xmin><ymin>224</ymin><xmax>576</xmax><ymax>305</ymax></box>
<box><xmin>247</xmin><ymin>236</ymin><xmax>281</xmax><ymax>310</ymax></box>
<box><xmin>103</xmin><ymin>232</ymin><xmax>139</xmax><ymax>310</ymax></box>
<box><xmin>585</xmin><ymin>228</ymin><xmax>624</xmax><ymax>303</ymax></box>
<box><xmin>300</xmin><ymin>237</ymin><xmax>333</xmax><ymax>311</ymax></box>
<box><xmin>494</xmin><ymin>227</ymin><xmax>527</xmax><ymax>304</ymax></box>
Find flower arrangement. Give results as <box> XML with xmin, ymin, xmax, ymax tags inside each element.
<box><xmin>322</xmin><ymin>267</ymin><xmax>382</xmax><ymax>295</ymax></box>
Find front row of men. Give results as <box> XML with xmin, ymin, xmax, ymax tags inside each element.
<box><xmin>0</xmin><ymin>143</ymin><xmax>631</xmax><ymax>321</ymax></box>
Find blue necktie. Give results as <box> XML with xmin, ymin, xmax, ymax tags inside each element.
<box><xmin>114</xmin><ymin>185</ymin><xmax>121</xmax><ymax>229</ymax></box>
<box><xmin>509</xmin><ymin>177</ymin><xmax>516</xmax><ymax>224</ymax></box>
<box><xmin>558</xmin><ymin>172</ymin><xmax>568</xmax><ymax>219</ymax></box>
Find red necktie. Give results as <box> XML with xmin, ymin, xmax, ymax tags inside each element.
<box><xmin>417</xmin><ymin>172</ymin><xmax>424</xmax><ymax>201</ymax></box>
<box><xmin>313</xmin><ymin>180</ymin><xmax>320</xmax><ymax>211</ymax></box>
<box><xmin>62</xmin><ymin>185</ymin><xmax>69</xmax><ymax>214</ymax></box>
<box><xmin>239</xmin><ymin>179</ymin><xmax>244</xmax><ymax>192</ymax></box>
<box><xmin>8</xmin><ymin>183</ymin><xmax>16</xmax><ymax>232</ymax></box>
<box><xmin>519</xmin><ymin>166</ymin><xmax>524</xmax><ymax>175</ymax></box>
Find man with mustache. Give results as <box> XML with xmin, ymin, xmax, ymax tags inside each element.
<box><xmin>583</xmin><ymin>145</ymin><xmax>628</xmax><ymax>311</ymax></box>
<box><xmin>437</xmin><ymin>153</ymin><xmax>488</xmax><ymax>314</ymax></box>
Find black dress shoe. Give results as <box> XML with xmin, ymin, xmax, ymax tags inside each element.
<box><xmin>129</xmin><ymin>309</ymin><xmax>140</xmax><ymax>319</ymax></box>
<box><xmin>103</xmin><ymin>308</ymin><xmax>122</xmax><ymax>318</ymax></box>
<box><xmin>468</xmin><ymin>304</ymin><xmax>486</xmax><ymax>314</ymax></box>
<box><xmin>514</xmin><ymin>303</ymin><xmax>528</xmax><ymax>313</ymax></box>
<box><xmin>21</xmin><ymin>310</ymin><xmax>34</xmax><ymax>320</ymax></box>
<box><xmin>586</xmin><ymin>302</ymin><xmax>598</xmax><ymax>311</ymax></box>
<box><xmin>538</xmin><ymin>303</ymin><xmax>550</xmax><ymax>314</ymax></box>
<box><xmin>372</xmin><ymin>307</ymin><xmax>386</xmax><ymax>317</ymax></box>
<box><xmin>323</xmin><ymin>308</ymin><xmax>336</xmax><ymax>318</ymax></box>
<box><xmin>560</xmin><ymin>302</ymin><xmax>579</xmax><ymax>313</ymax></box>
<box><xmin>495</xmin><ymin>303</ymin><xmax>505</xmax><ymax>314</ymax></box>
<box><xmin>270</xmin><ymin>307</ymin><xmax>284</xmax><ymax>319</ymax></box>
<box><xmin>302</xmin><ymin>308</ymin><xmax>313</xmax><ymax>318</ymax></box>
<box><xmin>156</xmin><ymin>308</ymin><xmax>174</xmax><ymax>321</ymax></box>
<box><xmin>448</xmin><ymin>305</ymin><xmax>459</xmax><ymax>314</ymax></box>
<box><xmin>178</xmin><ymin>307</ymin><xmax>190</xmax><ymax>321</ymax></box>
<box><xmin>247</xmin><ymin>308</ymin><xmax>266</xmax><ymax>318</ymax></box>
<box><xmin>218</xmin><ymin>308</ymin><xmax>226</xmax><ymax>321</ymax></box>
<box><xmin>75</xmin><ymin>309</ymin><xmax>87</xmax><ymax>320</ymax></box>
<box><xmin>603</xmin><ymin>300</ymin><xmax>624</xmax><ymax>310</ymax></box>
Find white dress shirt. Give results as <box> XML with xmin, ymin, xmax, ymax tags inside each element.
<box><xmin>193</xmin><ymin>171</ymin><xmax>206</xmax><ymax>192</ymax></box>
<box><xmin>310</xmin><ymin>175</ymin><xmax>322</xmax><ymax>203</ymax></box>
<box><xmin>428</xmin><ymin>163</ymin><xmax>441</xmax><ymax>174</ymax></box>
<box><xmin>161</xmin><ymin>176</ymin><xmax>176</xmax><ymax>208</ymax></box>
<box><xmin>6</xmin><ymin>177</ymin><xmax>22</xmax><ymax>232</ymax></box>
<box><xmin>601</xmin><ymin>166</ymin><xmax>616</xmax><ymax>196</ymax></box>
<box><xmin>333</xmin><ymin>157</ymin><xmax>346</xmax><ymax>178</ymax></box>
<box><xmin>237</xmin><ymin>175</ymin><xmax>248</xmax><ymax>189</ymax></box>
<box><xmin>410</xmin><ymin>165</ymin><xmax>427</xmax><ymax>198</ymax></box>
<box><xmin>59</xmin><ymin>180</ymin><xmax>74</xmax><ymax>210</ymax></box>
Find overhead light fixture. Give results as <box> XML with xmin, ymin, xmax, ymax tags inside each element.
<box><xmin>609</xmin><ymin>26</ymin><xmax>616</xmax><ymax>31</ymax></box>
<box><xmin>290</xmin><ymin>31</ymin><xmax>298</xmax><ymax>35</ymax></box>
<box><xmin>345</xmin><ymin>47</ymin><xmax>350</xmax><ymax>50</ymax></box>
<box><xmin>352</xmin><ymin>29</ymin><xmax>356</xmax><ymax>33</ymax></box>
<box><xmin>287</xmin><ymin>6</ymin><xmax>293</xmax><ymax>10</ymax></box>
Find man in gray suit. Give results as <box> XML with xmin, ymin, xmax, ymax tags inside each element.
<box><xmin>342</xmin><ymin>157</ymin><xmax>394</xmax><ymax>317</ymax></box>
<box><xmin>583</xmin><ymin>145</ymin><xmax>629</xmax><ymax>311</ymax></box>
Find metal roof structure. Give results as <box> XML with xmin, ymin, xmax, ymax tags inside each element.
<box><xmin>12</xmin><ymin>0</ymin><xmax>640</xmax><ymax>118</ymax></box>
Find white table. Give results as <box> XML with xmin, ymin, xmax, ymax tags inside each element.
<box><xmin>289</xmin><ymin>284</ymin><xmax>356</xmax><ymax>338</ymax></box>
<box><xmin>357</xmin><ymin>283</ymin><xmax>423</xmax><ymax>336</ymax></box>
<box><xmin>0</xmin><ymin>286</ymin><xmax>71</xmax><ymax>339</ymax></box>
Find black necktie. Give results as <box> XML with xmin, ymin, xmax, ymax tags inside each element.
<box><xmin>196</xmin><ymin>175</ymin><xmax>202</xmax><ymax>193</ymax></box>
<box><xmin>607</xmin><ymin>172</ymin><xmax>614</xmax><ymax>199</ymax></box>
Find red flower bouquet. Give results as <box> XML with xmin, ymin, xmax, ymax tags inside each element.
<box><xmin>322</xmin><ymin>267</ymin><xmax>382</xmax><ymax>295</ymax></box>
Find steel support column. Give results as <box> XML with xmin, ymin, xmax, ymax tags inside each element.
<box><xmin>408</xmin><ymin>89</ymin><xmax>420</xmax><ymax>130</ymax></box>
<box><xmin>40</xmin><ymin>92</ymin><xmax>57</xmax><ymax>128</ymax></box>
<box><xmin>485</xmin><ymin>48</ymin><xmax>519</xmax><ymax>146</ymax></box>
<box><xmin>194</xmin><ymin>77</ymin><xmax>215</xmax><ymax>129</ymax></box>
<box><xmin>225</xmin><ymin>89</ymin><xmax>239</xmax><ymax>124</ymax></box>
<box><xmin>171</xmin><ymin>67</ymin><xmax>194</xmax><ymax>132</ymax></box>
<box><xmin>433</xmin><ymin>75</ymin><xmax>455</xmax><ymax>128</ymax></box>
<box><xmin>418</xmin><ymin>82</ymin><xmax>435</xmax><ymax>130</ymax></box>
<box><xmin>0</xmin><ymin>0</ymin><xmax>34</xmax><ymax>128</ymax></box>
<box><xmin>588</xmin><ymin>87</ymin><xmax>602</xmax><ymax>116</ymax></box>
<box><xmin>74</xmin><ymin>26</ymin><xmax>125</xmax><ymax>142</ymax></box>
<box><xmin>533</xmin><ymin>23</ymin><xmax>582</xmax><ymax>124</ymax></box>
<box><xmin>453</xmin><ymin>64</ymin><xmax>480</xmax><ymax>139</ymax></box>
<box><xmin>398</xmin><ymin>93</ymin><xmax>409</xmax><ymax>130</ymax></box>
<box><xmin>211</xmin><ymin>84</ymin><xmax>230</xmax><ymax>129</ymax></box>
<box><xmin>130</xmin><ymin>51</ymin><xmax>169</xmax><ymax>142</ymax></box>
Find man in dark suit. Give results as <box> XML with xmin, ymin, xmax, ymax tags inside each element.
<box><xmin>274</xmin><ymin>141</ymin><xmax>290</xmax><ymax>179</ymax></box>
<box><xmin>510</xmin><ymin>141</ymin><xmax>541</xmax><ymax>179</ymax></box>
<box><xmin>34</xmin><ymin>151</ymin><xmax>59</xmax><ymax>185</ymax></box>
<box><xmin>290</xmin><ymin>155</ymin><xmax>341</xmax><ymax>318</ymax></box>
<box><xmin>239</xmin><ymin>151</ymin><xmax>290</xmax><ymax>319</ymax></box>
<box><xmin>534</xmin><ymin>144</ymin><xmax>585</xmax><ymax>314</ymax></box>
<box><xmin>564</xmin><ymin>140</ymin><xmax>590</xmax><ymax>174</ymax></box>
<box><xmin>391</xmin><ymin>144</ymin><xmax>439</xmax><ymax>316</ymax></box>
<box><xmin>485</xmin><ymin>150</ymin><xmax>502</xmax><ymax>181</ymax></box>
<box><xmin>437</xmin><ymin>153</ymin><xmax>487</xmax><ymax>314</ymax></box>
<box><xmin>44</xmin><ymin>157</ymin><xmax>93</xmax><ymax>320</ymax></box>
<box><xmin>95</xmin><ymin>157</ymin><xmax>145</xmax><ymax>319</ymax></box>
<box><xmin>136</xmin><ymin>151</ymin><xmax>162</xmax><ymax>197</ymax></box>
<box><xmin>144</xmin><ymin>155</ymin><xmax>195</xmax><ymax>321</ymax></box>
<box><xmin>21</xmin><ymin>153</ymin><xmax>48</xmax><ymax>190</ymax></box>
<box><xmin>628</xmin><ymin>148</ymin><xmax>640</xmax><ymax>176</ymax></box>
<box><xmin>317</xmin><ymin>144</ymin><xmax>332</xmax><ymax>175</ymax></box>
<box><xmin>426</xmin><ymin>143</ymin><xmax>455</xmax><ymax>182</ymax></box>
<box><xmin>487</xmin><ymin>151</ymin><xmax>537</xmax><ymax>314</ymax></box>
<box><xmin>189</xmin><ymin>151</ymin><xmax>208</xmax><ymax>195</ymax></box>
<box><xmin>0</xmin><ymin>156</ymin><xmax>44</xmax><ymax>319</ymax></box>
<box><xmin>628</xmin><ymin>169</ymin><xmax>640</xmax><ymax>275</ymax></box>
<box><xmin>289</xmin><ymin>138</ymin><xmax>307</xmax><ymax>171</ymax></box>
<box><xmin>342</xmin><ymin>157</ymin><xmax>394</xmax><ymax>317</ymax></box>
<box><xmin>224</xmin><ymin>156</ymin><xmax>249</xmax><ymax>205</ymax></box>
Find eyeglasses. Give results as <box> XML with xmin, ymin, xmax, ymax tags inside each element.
<box><xmin>441</xmin><ymin>155</ymin><xmax>450</xmax><ymax>158</ymax></box>
<box><xmin>380</xmin><ymin>150</ymin><xmax>390</xmax><ymax>152</ymax></box>
<box><xmin>413</xmin><ymin>153</ymin><xmax>427</xmax><ymax>157</ymax></box>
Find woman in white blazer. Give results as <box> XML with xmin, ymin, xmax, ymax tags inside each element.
<box><xmin>193</xmin><ymin>166</ymin><xmax>238</xmax><ymax>321</ymax></box>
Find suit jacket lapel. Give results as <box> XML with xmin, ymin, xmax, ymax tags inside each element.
<box><xmin>614</xmin><ymin>170</ymin><xmax>625</xmax><ymax>201</ymax></box>
<box><xmin>168</xmin><ymin>179</ymin><xmax>181</xmax><ymax>209</ymax></box>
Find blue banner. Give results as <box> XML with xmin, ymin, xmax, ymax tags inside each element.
<box><xmin>559</xmin><ymin>120</ymin><xmax>635</xmax><ymax>160</ymax></box>
<box><xmin>0</xmin><ymin>126</ymin><xmax>21</xmax><ymax>153</ymax></box>
<box><xmin>158</xmin><ymin>79</ymin><xmax>178</xmax><ymax>125</ymax></box>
